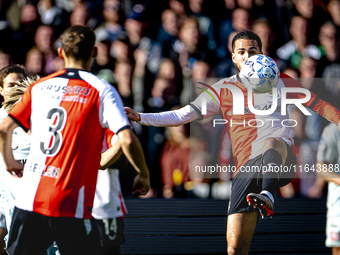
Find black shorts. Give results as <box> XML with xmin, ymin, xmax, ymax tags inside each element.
<box><xmin>228</xmin><ymin>142</ymin><xmax>296</xmax><ymax>216</ymax></box>
<box><xmin>7</xmin><ymin>207</ymin><xmax>101</xmax><ymax>255</ymax></box>
<box><xmin>94</xmin><ymin>217</ymin><xmax>125</xmax><ymax>249</ymax></box>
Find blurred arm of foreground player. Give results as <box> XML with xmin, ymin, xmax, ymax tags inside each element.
<box><xmin>99</xmin><ymin>141</ymin><xmax>123</xmax><ymax>170</ymax></box>
<box><xmin>118</xmin><ymin>128</ymin><xmax>150</xmax><ymax>195</ymax></box>
<box><xmin>316</xmin><ymin>161</ymin><xmax>340</xmax><ymax>186</ymax></box>
<box><xmin>0</xmin><ymin>116</ymin><xmax>24</xmax><ymax>177</ymax></box>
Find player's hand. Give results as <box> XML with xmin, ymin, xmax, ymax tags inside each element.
<box><xmin>124</xmin><ymin>107</ymin><xmax>141</xmax><ymax>122</ymax></box>
<box><xmin>132</xmin><ymin>173</ymin><xmax>150</xmax><ymax>196</ymax></box>
<box><xmin>6</xmin><ymin>161</ymin><xmax>24</xmax><ymax>178</ymax></box>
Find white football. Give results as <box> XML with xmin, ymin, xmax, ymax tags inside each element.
<box><xmin>239</xmin><ymin>55</ymin><xmax>280</xmax><ymax>93</ymax></box>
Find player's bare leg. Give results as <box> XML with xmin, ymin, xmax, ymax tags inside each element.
<box><xmin>227</xmin><ymin>212</ymin><xmax>258</xmax><ymax>255</ymax></box>
<box><xmin>262</xmin><ymin>138</ymin><xmax>287</xmax><ymax>165</ymax></box>
<box><xmin>247</xmin><ymin>138</ymin><xmax>288</xmax><ymax>218</ymax></box>
<box><xmin>333</xmin><ymin>247</ymin><xmax>340</xmax><ymax>255</ymax></box>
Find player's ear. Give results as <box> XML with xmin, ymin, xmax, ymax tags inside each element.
<box><xmin>232</xmin><ymin>53</ymin><xmax>236</xmax><ymax>64</ymax></box>
<box><xmin>0</xmin><ymin>87</ymin><xmax>4</xmax><ymax>97</ymax></box>
<box><xmin>92</xmin><ymin>46</ymin><xmax>98</xmax><ymax>58</ymax></box>
<box><xmin>57</xmin><ymin>47</ymin><xmax>64</xmax><ymax>59</ymax></box>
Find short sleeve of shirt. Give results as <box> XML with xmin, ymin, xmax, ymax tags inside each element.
<box><xmin>8</xmin><ymin>84</ymin><xmax>33</xmax><ymax>132</ymax></box>
<box><xmin>101</xmin><ymin>86</ymin><xmax>130</xmax><ymax>134</ymax></box>
<box><xmin>317</xmin><ymin>124</ymin><xmax>339</xmax><ymax>163</ymax></box>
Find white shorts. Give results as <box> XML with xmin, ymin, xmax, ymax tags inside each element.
<box><xmin>326</xmin><ymin>215</ymin><xmax>340</xmax><ymax>247</ymax></box>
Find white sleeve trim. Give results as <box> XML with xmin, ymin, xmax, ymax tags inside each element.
<box><xmin>138</xmin><ymin>105</ymin><xmax>200</xmax><ymax>127</ymax></box>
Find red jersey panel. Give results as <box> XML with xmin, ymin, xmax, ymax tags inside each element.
<box><xmin>9</xmin><ymin>69</ymin><xmax>130</xmax><ymax>219</ymax></box>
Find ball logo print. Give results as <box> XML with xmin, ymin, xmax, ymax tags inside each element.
<box><xmin>240</xmin><ymin>55</ymin><xmax>279</xmax><ymax>93</ymax></box>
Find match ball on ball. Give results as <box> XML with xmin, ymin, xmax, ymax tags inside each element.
<box><xmin>240</xmin><ymin>55</ymin><xmax>279</xmax><ymax>93</ymax></box>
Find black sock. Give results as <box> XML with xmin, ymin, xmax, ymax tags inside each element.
<box><xmin>262</xmin><ymin>149</ymin><xmax>282</xmax><ymax>196</ymax></box>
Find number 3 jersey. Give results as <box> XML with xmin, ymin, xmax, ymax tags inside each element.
<box><xmin>8</xmin><ymin>69</ymin><xmax>130</xmax><ymax>219</ymax></box>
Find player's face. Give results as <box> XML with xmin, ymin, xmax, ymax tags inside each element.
<box><xmin>0</xmin><ymin>73</ymin><xmax>24</xmax><ymax>101</ymax></box>
<box><xmin>232</xmin><ymin>39</ymin><xmax>262</xmax><ymax>71</ymax></box>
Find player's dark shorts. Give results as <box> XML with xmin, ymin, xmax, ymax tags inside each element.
<box><xmin>94</xmin><ymin>217</ymin><xmax>125</xmax><ymax>251</ymax></box>
<box><xmin>228</xmin><ymin>142</ymin><xmax>296</xmax><ymax>216</ymax></box>
<box><xmin>7</xmin><ymin>207</ymin><xmax>101</xmax><ymax>255</ymax></box>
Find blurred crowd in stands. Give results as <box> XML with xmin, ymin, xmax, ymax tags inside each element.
<box><xmin>0</xmin><ymin>0</ymin><xmax>340</xmax><ymax>199</ymax></box>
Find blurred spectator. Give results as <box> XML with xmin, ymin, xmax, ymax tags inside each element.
<box><xmin>91</xmin><ymin>40</ymin><xmax>115</xmax><ymax>75</ymax></box>
<box><xmin>125</xmin><ymin>4</ymin><xmax>162</xmax><ymax>75</ymax></box>
<box><xmin>69</xmin><ymin>2</ymin><xmax>95</xmax><ymax>28</ymax></box>
<box><xmin>0</xmin><ymin>52</ymin><xmax>13</xmax><ymax>70</ymax></box>
<box><xmin>299</xmin><ymin>57</ymin><xmax>330</xmax><ymax>101</ymax></box>
<box><xmin>157</xmin><ymin>9</ymin><xmax>178</xmax><ymax>45</ymax></box>
<box><xmin>132</xmin><ymin>48</ymin><xmax>147</xmax><ymax>112</ymax></box>
<box><xmin>289</xmin><ymin>107</ymin><xmax>323</xmax><ymax>198</ymax></box>
<box><xmin>168</xmin><ymin>0</ymin><xmax>189</xmax><ymax>27</ymax></box>
<box><xmin>214</xmin><ymin>31</ymin><xmax>239</xmax><ymax>78</ymax></box>
<box><xmin>161</xmin><ymin>123</ymin><xmax>191</xmax><ymax>198</ymax></box>
<box><xmin>252</xmin><ymin>18</ymin><xmax>275</xmax><ymax>58</ymax></box>
<box><xmin>157</xmin><ymin>58</ymin><xmax>177</xmax><ymax>81</ymax></box>
<box><xmin>322</xmin><ymin>62</ymin><xmax>340</xmax><ymax>109</ymax></box>
<box><xmin>37</xmin><ymin>0</ymin><xmax>69</xmax><ymax>36</ymax></box>
<box><xmin>149</xmin><ymin>77</ymin><xmax>177</xmax><ymax>109</ymax></box>
<box><xmin>14</xmin><ymin>3</ymin><xmax>41</xmax><ymax>64</ymax></box>
<box><xmin>113</xmin><ymin>60</ymin><xmax>133</xmax><ymax>108</ymax></box>
<box><xmin>283</xmin><ymin>67</ymin><xmax>300</xmax><ymax>80</ymax></box>
<box><xmin>34</xmin><ymin>25</ymin><xmax>57</xmax><ymax>75</ymax></box>
<box><xmin>218</xmin><ymin>8</ymin><xmax>252</xmax><ymax>59</ymax></box>
<box><xmin>188</xmin><ymin>0</ymin><xmax>216</xmax><ymax>52</ymax></box>
<box><xmin>95</xmin><ymin>0</ymin><xmax>124</xmax><ymax>43</ymax></box>
<box><xmin>293</xmin><ymin>0</ymin><xmax>315</xmax><ymax>19</ymax></box>
<box><xmin>326</xmin><ymin>0</ymin><xmax>340</xmax><ymax>27</ymax></box>
<box><xmin>6</xmin><ymin>0</ymin><xmax>22</xmax><ymax>32</ymax></box>
<box><xmin>277</xmin><ymin>15</ymin><xmax>321</xmax><ymax>69</ymax></box>
<box><xmin>25</xmin><ymin>47</ymin><xmax>44</xmax><ymax>76</ymax></box>
<box><xmin>161</xmin><ymin>118</ymin><xmax>208</xmax><ymax>198</ymax></box>
<box><xmin>110</xmin><ymin>31</ymin><xmax>133</xmax><ymax>63</ymax></box>
<box><xmin>318</xmin><ymin>21</ymin><xmax>340</xmax><ymax>72</ymax></box>
<box><xmin>0</xmin><ymin>1</ymin><xmax>13</xmax><ymax>55</ymax></box>
<box><xmin>298</xmin><ymin>57</ymin><xmax>325</xmax><ymax>140</ymax></box>
<box><xmin>57</xmin><ymin>0</ymin><xmax>86</xmax><ymax>12</ymax></box>
<box><xmin>181</xmin><ymin>59</ymin><xmax>211</xmax><ymax>105</ymax></box>
<box><xmin>292</xmin><ymin>0</ymin><xmax>326</xmax><ymax>40</ymax></box>
<box><xmin>166</xmin><ymin>16</ymin><xmax>215</xmax><ymax>76</ymax></box>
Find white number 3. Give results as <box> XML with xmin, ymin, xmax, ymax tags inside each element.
<box><xmin>40</xmin><ymin>107</ymin><xmax>67</xmax><ymax>156</ymax></box>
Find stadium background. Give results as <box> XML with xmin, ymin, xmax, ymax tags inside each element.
<box><xmin>0</xmin><ymin>0</ymin><xmax>339</xmax><ymax>253</ymax></box>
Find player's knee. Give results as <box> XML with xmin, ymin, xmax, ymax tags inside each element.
<box><xmin>263</xmin><ymin>137</ymin><xmax>279</xmax><ymax>150</ymax></box>
<box><xmin>227</xmin><ymin>245</ymin><xmax>248</xmax><ymax>255</ymax></box>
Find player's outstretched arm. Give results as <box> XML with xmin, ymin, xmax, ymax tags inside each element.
<box><xmin>117</xmin><ymin>128</ymin><xmax>150</xmax><ymax>195</ymax></box>
<box><xmin>0</xmin><ymin>116</ymin><xmax>24</xmax><ymax>177</ymax></box>
<box><xmin>99</xmin><ymin>141</ymin><xmax>123</xmax><ymax>170</ymax></box>
<box><xmin>124</xmin><ymin>105</ymin><xmax>201</xmax><ymax>127</ymax></box>
<box><xmin>124</xmin><ymin>107</ymin><xmax>141</xmax><ymax>122</ymax></box>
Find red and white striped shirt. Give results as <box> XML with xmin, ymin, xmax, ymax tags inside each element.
<box><xmin>9</xmin><ymin>68</ymin><xmax>130</xmax><ymax>219</ymax></box>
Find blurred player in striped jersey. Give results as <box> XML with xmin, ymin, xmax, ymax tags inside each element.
<box><xmin>93</xmin><ymin>129</ymin><xmax>127</xmax><ymax>255</ymax></box>
<box><xmin>125</xmin><ymin>30</ymin><xmax>340</xmax><ymax>255</ymax></box>
<box><xmin>0</xmin><ymin>65</ymin><xmax>29</xmax><ymax>254</ymax></box>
